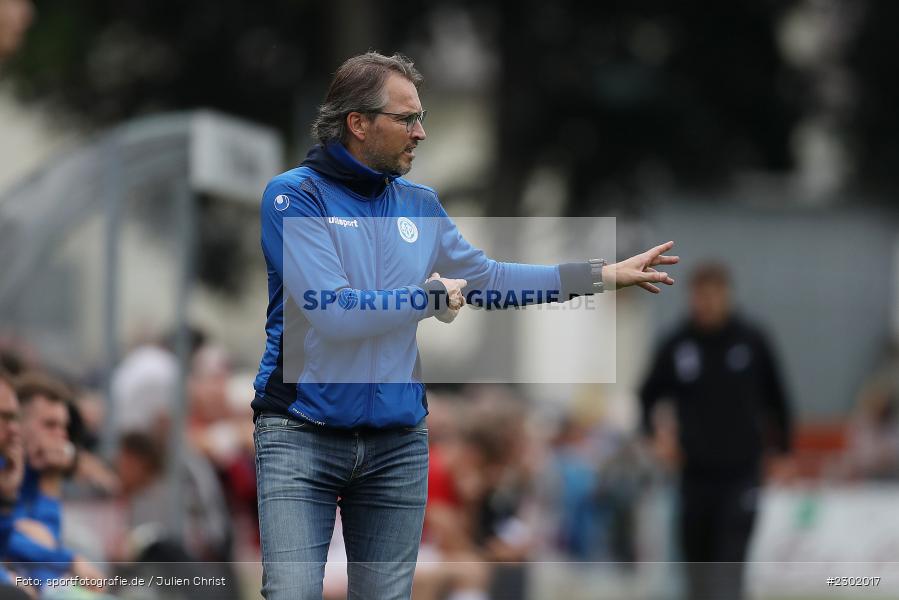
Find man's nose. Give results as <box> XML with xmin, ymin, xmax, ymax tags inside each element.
<box><xmin>411</xmin><ymin>120</ymin><xmax>426</xmax><ymax>141</ymax></box>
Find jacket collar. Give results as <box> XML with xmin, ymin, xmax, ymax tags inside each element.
<box><xmin>300</xmin><ymin>142</ymin><xmax>399</xmax><ymax>199</ymax></box>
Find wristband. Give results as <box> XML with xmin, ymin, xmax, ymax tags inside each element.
<box><xmin>588</xmin><ymin>258</ymin><xmax>607</xmax><ymax>293</ymax></box>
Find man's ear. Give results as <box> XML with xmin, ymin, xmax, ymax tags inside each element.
<box><xmin>346</xmin><ymin>112</ymin><xmax>368</xmax><ymax>142</ymax></box>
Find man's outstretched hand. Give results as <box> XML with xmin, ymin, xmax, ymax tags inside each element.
<box><xmin>604</xmin><ymin>241</ymin><xmax>679</xmax><ymax>294</ymax></box>
<box><xmin>426</xmin><ymin>272</ymin><xmax>465</xmax><ymax>323</ymax></box>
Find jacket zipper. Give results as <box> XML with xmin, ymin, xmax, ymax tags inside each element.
<box><xmin>368</xmin><ymin>188</ymin><xmax>385</xmax><ymax>423</ymax></box>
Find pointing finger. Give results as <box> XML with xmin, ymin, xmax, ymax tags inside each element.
<box><xmin>648</xmin><ymin>241</ymin><xmax>675</xmax><ymax>259</ymax></box>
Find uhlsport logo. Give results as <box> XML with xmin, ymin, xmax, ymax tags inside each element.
<box><xmin>397</xmin><ymin>217</ymin><xmax>418</xmax><ymax>243</ymax></box>
<box><xmin>328</xmin><ymin>216</ymin><xmax>359</xmax><ymax>228</ymax></box>
<box><xmin>274</xmin><ymin>194</ymin><xmax>290</xmax><ymax>211</ymax></box>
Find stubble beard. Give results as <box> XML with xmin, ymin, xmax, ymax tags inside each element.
<box><xmin>362</xmin><ymin>141</ymin><xmax>412</xmax><ymax>177</ymax></box>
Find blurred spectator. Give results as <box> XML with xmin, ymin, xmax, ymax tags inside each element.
<box><xmin>113</xmin><ymin>431</ymin><xmax>167</xmax><ymax>560</ymax></box>
<box><xmin>547</xmin><ymin>417</ymin><xmax>613</xmax><ymax>561</ymax></box>
<box><xmin>413</xmin><ymin>393</ymin><xmax>491</xmax><ymax>600</ymax></box>
<box><xmin>110</xmin><ymin>344</ymin><xmax>179</xmax><ymax>436</ymax></box>
<box><xmin>0</xmin><ymin>373</ymin><xmax>23</xmax><ymax>543</ymax></box>
<box><xmin>0</xmin><ymin>372</ymin><xmax>26</xmax><ymax>594</ymax></box>
<box><xmin>415</xmin><ymin>388</ymin><xmax>543</xmax><ymax>600</ymax></box>
<box><xmin>113</xmin><ymin>427</ymin><xmax>232</xmax><ymax>564</ymax></box>
<box><xmin>109</xmin><ymin>429</ymin><xmax>236</xmax><ymax>599</ymax></box>
<box><xmin>183</xmin><ymin>345</ymin><xmax>258</xmax><ymax>558</ymax></box>
<box><xmin>188</xmin><ymin>345</ymin><xmax>231</xmax><ymax>428</ymax></box>
<box><xmin>0</xmin><ymin>347</ymin><xmax>26</xmax><ymax>378</ymax></box>
<box><xmin>108</xmin><ymin>329</ymin><xmax>239</xmax><ymax>566</ymax></box>
<box><xmin>9</xmin><ymin>372</ymin><xmax>104</xmax><ymax>593</ymax></box>
<box><xmin>187</xmin><ymin>346</ymin><xmax>255</xmax><ymax>514</ymax></box>
<box><xmin>114</xmin><ymin>420</ymin><xmax>237</xmax><ymax>600</ymax></box>
<box><xmin>110</xmin><ymin>327</ymin><xmax>209</xmax><ymax>437</ymax></box>
<box><xmin>640</xmin><ymin>262</ymin><xmax>793</xmax><ymax>600</ymax></box>
<box><xmin>0</xmin><ymin>0</ymin><xmax>32</xmax><ymax>62</ymax></box>
<box><xmin>843</xmin><ymin>342</ymin><xmax>899</xmax><ymax>479</ymax></box>
<box><xmin>537</xmin><ymin>387</ymin><xmax>652</xmax><ymax>569</ymax></box>
<box><xmin>63</xmin><ymin>393</ymin><xmax>119</xmax><ymax>500</ymax></box>
<box><xmin>71</xmin><ymin>390</ymin><xmax>104</xmax><ymax>453</ymax></box>
<box><xmin>465</xmin><ymin>392</ymin><xmax>536</xmax><ymax>600</ymax></box>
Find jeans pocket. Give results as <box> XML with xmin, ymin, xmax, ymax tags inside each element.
<box><xmin>403</xmin><ymin>417</ymin><xmax>428</xmax><ymax>435</ymax></box>
<box><xmin>255</xmin><ymin>414</ymin><xmax>309</xmax><ymax>432</ymax></box>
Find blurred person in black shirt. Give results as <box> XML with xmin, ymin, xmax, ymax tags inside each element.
<box><xmin>640</xmin><ymin>262</ymin><xmax>792</xmax><ymax>600</ymax></box>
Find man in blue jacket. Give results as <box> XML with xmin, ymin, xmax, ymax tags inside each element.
<box><xmin>7</xmin><ymin>373</ymin><xmax>104</xmax><ymax>591</ymax></box>
<box><xmin>253</xmin><ymin>51</ymin><xmax>678</xmax><ymax>600</ymax></box>
<box><xmin>0</xmin><ymin>374</ymin><xmax>28</xmax><ymax>600</ymax></box>
<box><xmin>0</xmin><ymin>374</ymin><xmax>23</xmax><ymax>576</ymax></box>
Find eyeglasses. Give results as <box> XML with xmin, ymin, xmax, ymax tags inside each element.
<box><xmin>369</xmin><ymin>110</ymin><xmax>427</xmax><ymax>133</ymax></box>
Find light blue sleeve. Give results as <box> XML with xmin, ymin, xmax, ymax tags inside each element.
<box><xmin>431</xmin><ymin>204</ymin><xmax>562</xmax><ymax>308</ymax></box>
<box><xmin>261</xmin><ymin>177</ymin><xmax>445</xmax><ymax>340</ymax></box>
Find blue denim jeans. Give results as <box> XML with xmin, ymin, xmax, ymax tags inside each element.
<box><xmin>254</xmin><ymin>412</ymin><xmax>429</xmax><ymax>600</ymax></box>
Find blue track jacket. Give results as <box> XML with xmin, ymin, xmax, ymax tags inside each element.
<box><xmin>252</xmin><ymin>143</ymin><xmax>594</xmax><ymax>428</ymax></box>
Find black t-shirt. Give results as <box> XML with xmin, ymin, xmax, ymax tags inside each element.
<box><xmin>640</xmin><ymin>315</ymin><xmax>792</xmax><ymax>477</ymax></box>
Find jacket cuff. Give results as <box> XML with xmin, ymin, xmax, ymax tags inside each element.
<box><xmin>558</xmin><ymin>262</ymin><xmax>594</xmax><ymax>301</ymax></box>
<box><xmin>421</xmin><ymin>280</ymin><xmax>451</xmax><ymax>317</ymax></box>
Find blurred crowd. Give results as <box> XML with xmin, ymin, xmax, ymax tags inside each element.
<box><xmin>0</xmin><ymin>330</ymin><xmax>256</xmax><ymax>598</ymax></box>
<box><xmin>0</xmin><ymin>270</ymin><xmax>891</xmax><ymax>600</ymax></box>
<box><xmin>405</xmin><ymin>385</ymin><xmax>654</xmax><ymax>600</ymax></box>
<box><xmin>0</xmin><ymin>318</ymin><xmax>898</xmax><ymax>599</ymax></box>
<box><xmin>0</xmin><ymin>325</ymin><xmax>677</xmax><ymax>600</ymax></box>
<box><xmin>0</xmin><ymin>324</ymin><xmax>662</xmax><ymax>599</ymax></box>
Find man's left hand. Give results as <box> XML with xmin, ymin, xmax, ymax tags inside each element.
<box><xmin>426</xmin><ymin>272</ymin><xmax>464</xmax><ymax>323</ymax></box>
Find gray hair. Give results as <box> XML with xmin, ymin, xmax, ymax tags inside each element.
<box><xmin>311</xmin><ymin>52</ymin><xmax>423</xmax><ymax>145</ymax></box>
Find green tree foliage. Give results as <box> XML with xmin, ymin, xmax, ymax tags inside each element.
<box><xmin>7</xmin><ymin>0</ymin><xmax>329</xmax><ymax>133</ymax></box>
<box><xmin>489</xmin><ymin>0</ymin><xmax>802</xmax><ymax>214</ymax></box>
<box><xmin>847</xmin><ymin>0</ymin><xmax>899</xmax><ymax>191</ymax></box>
